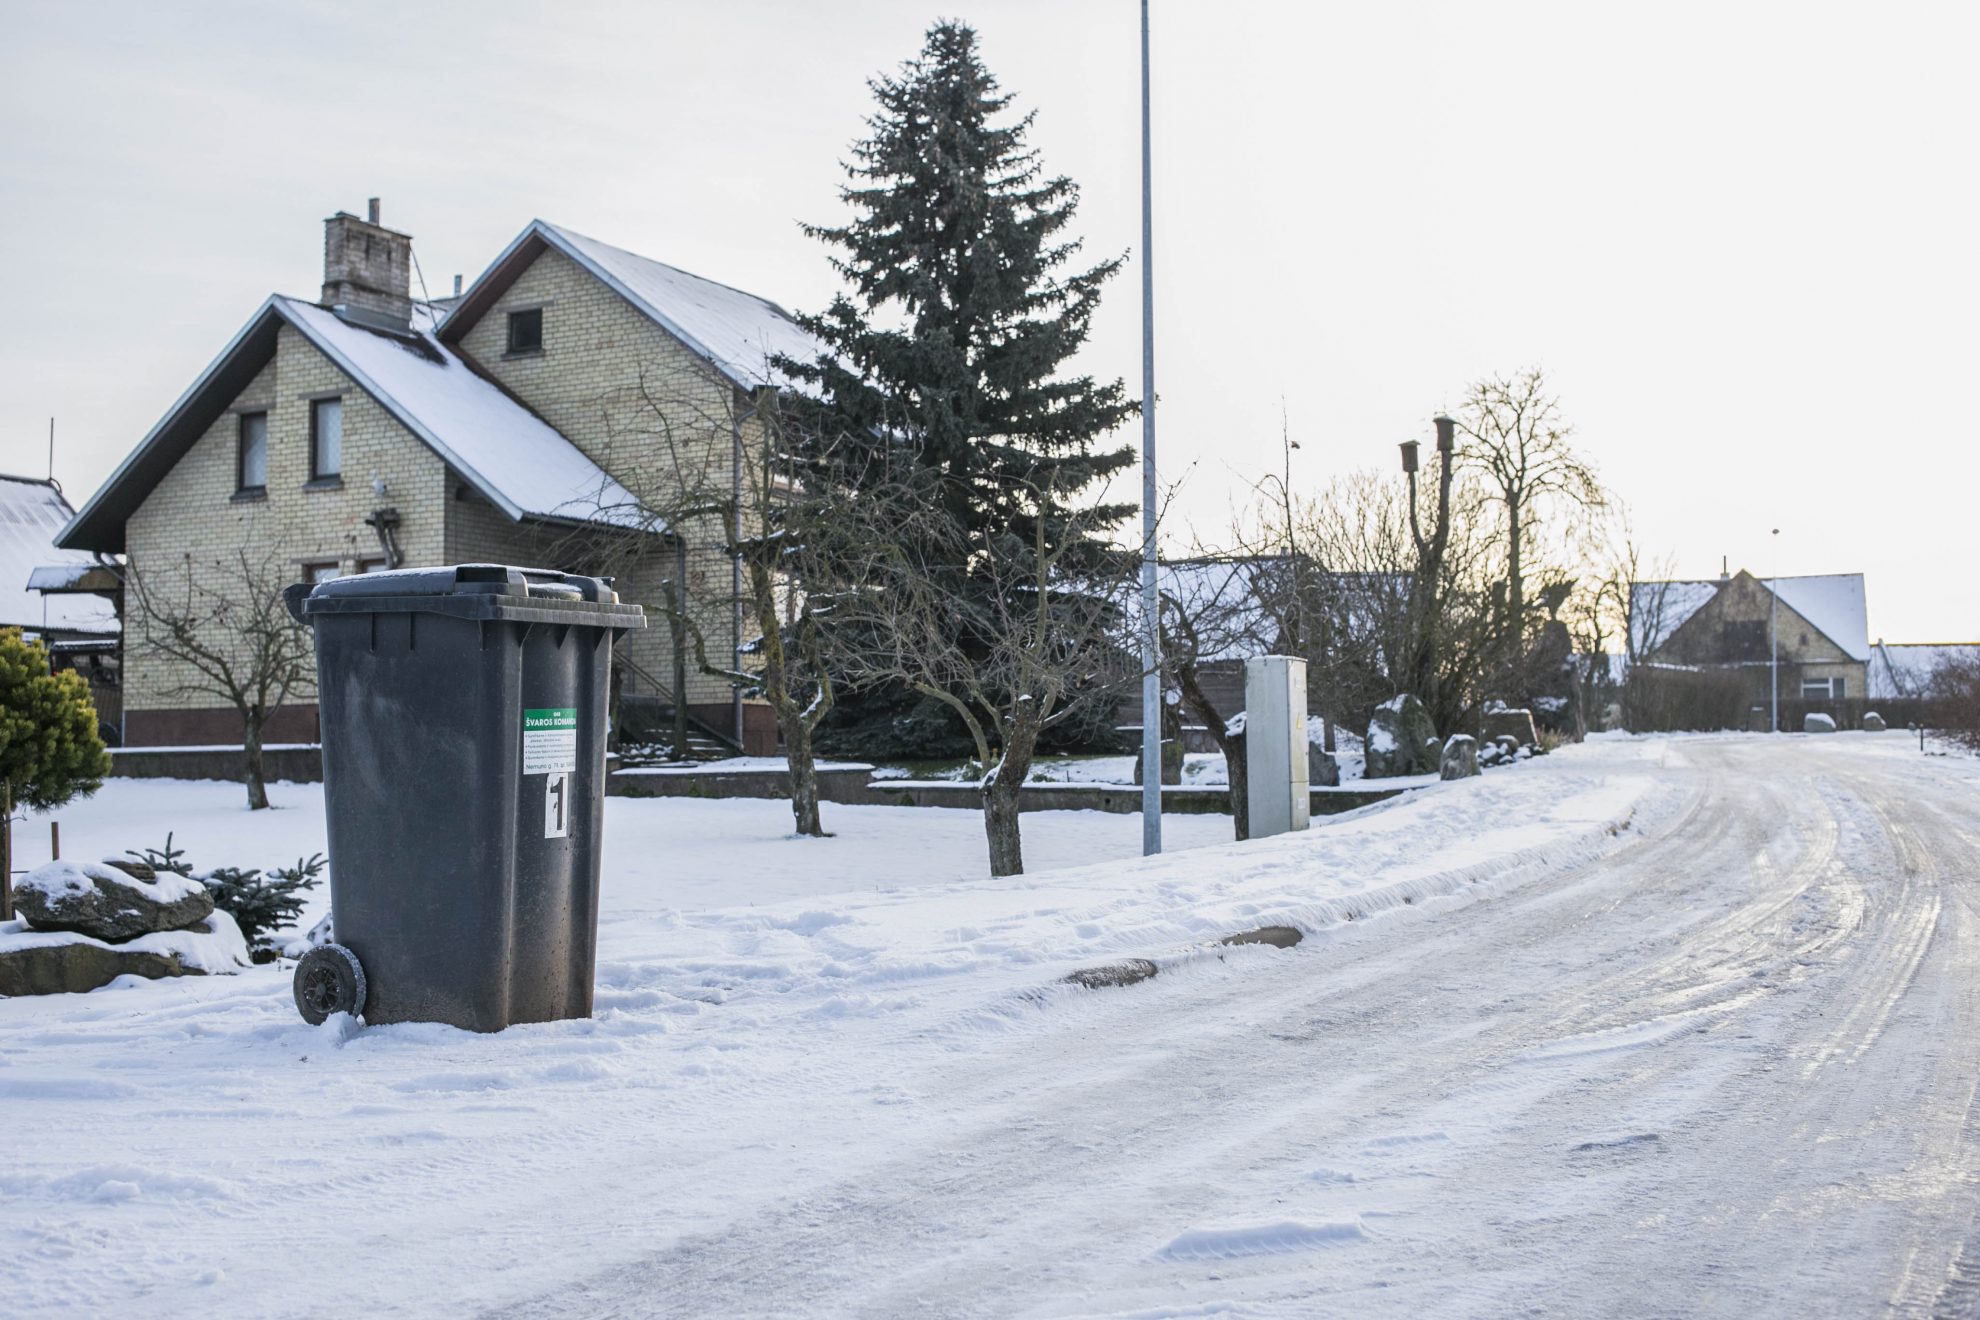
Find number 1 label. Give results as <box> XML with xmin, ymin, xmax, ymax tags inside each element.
<box><xmin>544</xmin><ymin>772</ymin><xmax>570</xmax><ymax>839</ymax></box>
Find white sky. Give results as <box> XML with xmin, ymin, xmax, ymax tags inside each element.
<box><xmin>4</xmin><ymin>0</ymin><xmax>1975</xmax><ymax>641</ymax></box>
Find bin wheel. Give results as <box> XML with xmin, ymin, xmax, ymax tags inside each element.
<box><xmin>294</xmin><ymin>943</ymin><xmax>367</xmax><ymax>1025</ymax></box>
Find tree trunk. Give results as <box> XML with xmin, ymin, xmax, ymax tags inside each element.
<box><xmin>1177</xmin><ymin>664</ymin><xmax>1247</xmax><ymax>842</ymax></box>
<box><xmin>1</xmin><ymin>784</ymin><xmax>13</xmax><ymax>921</ymax></box>
<box><xmin>745</xmin><ymin>560</ymin><xmax>829</xmax><ymax>838</ymax></box>
<box><xmin>1224</xmin><ymin>729</ymin><xmax>1249</xmax><ymax>842</ymax></box>
<box><xmin>780</xmin><ymin>704</ymin><xmax>825</xmax><ymax>837</ymax></box>
<box><xmin>670</xmin><ymin>547</ymin><xmax>690</xmax><ymax>759</ymax></box>
<box><xmin>243</xmin><ymin>711</ymin><xmax>270</xmax><ymax>811</ymax></box>
<box><xmin>1506</xmin><ymin>491</ymin><xmax>1525</xmax><ymax>653</ymax></box>
<box><xmin>980</xmin><ymin>714</ymin><xmax>1042</xmax><ymax>877</ymax></box>
<box><xmin>982</xmin><ymin>771</ymin><xmax>1024</xmax><ymax>877</ymax></box>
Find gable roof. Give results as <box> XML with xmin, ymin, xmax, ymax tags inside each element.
<box><xmin>1771</xmin><ymin>574</ymin><xmax>1870</xmax><ymax>662</ymax></box>
<box><xmin>1628</xmin><ymin>579</ymin><xmax>1721</xmax><ymax>655</ymax></box>
<box><xmin>439</xmin><ymin>220</ymin><xmax>824</xmax><ymax>390</ymax></box>
<box><xmin>1629</xmin><ymin>572</ymin><xmax>1870</xmax><ymax>662</ymax></box>
<box><xmin>0</xmin><ymin>475</ymin><xmax>119</xmax><ymax>634</ymax></box>
<box><xmin>59</xmin><ymin>298</ymin><xmax>647</xmax><ymax>553</ymax></box>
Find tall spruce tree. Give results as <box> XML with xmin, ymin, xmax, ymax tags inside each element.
<box><xmin>785</xmin><ymin>20</ymin><xmax>1137</xmax><ymax>762</ymax></box>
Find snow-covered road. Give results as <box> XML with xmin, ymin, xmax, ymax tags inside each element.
<box><xmin>5</xmin><ymin>735</ymin><xmax>1978</xmax><ymax>1317</ymax></box>
<box><xmin>502</xmin><ymin>737</ymin><xmax>1980</xmax><ymax>1318</ymax></box>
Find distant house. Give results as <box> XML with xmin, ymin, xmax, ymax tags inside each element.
<box><xmin>54</xmin><ymin>202</ymin><xmax>821</xmax><ymax>753</ymax></box>
<box><xmin>4</xmin><ymin>474</ymin><xmax>121</xmax><ymax>735</ymax></box>
<box><xmin>1629</xmin><ymin>570</ymin><xmax>1870</xmax><ymax>706</ymax></box>
<box><xmin>2</xmin><ymin>475</ymin><xmax>118</xmax><ymax>639</ymax></box>
<box><xmin>1870</xmin><ymin>641</ymin><xmax>1980</xmax><ymax>701</ymax></box>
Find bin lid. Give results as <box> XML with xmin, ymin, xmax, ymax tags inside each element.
<box><xmin>293</xmin><ymin>564</ymin><xmax>645</xmax><ymax>628</ymax></box>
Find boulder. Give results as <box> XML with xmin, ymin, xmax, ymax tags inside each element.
<box><xmin>1308</xmin><ymin>746</ymin><xmax>1340</xmax><ymax>787</ymax></box>
<box><xmin>1494</xmin><ymin>734</ymin><xmax>1523</xmax><ymax>760</ymax></box>
<box><xmin>1480</xmin><ymin>706</ymin><xmax>1540</xmax><ymax>748</ymax></box>
<box><xmin>0</xmin><ymin>910</ymin><xmax>249</xmax><ymax>996</ymax></box>
<box><xmin>1804</xmin><ymin>712</ymin><xmax>1837</xmax><ymax>734</ymax></box>
<box><xmin>13</xmin><ymin>860</ymin><xmax>214</xmax><ymax>943</ymax></box>
<box><xmin>1366</xmin><ymin>694</ymin><xmax>1441</xmax><ymax>778</ymax></box>
<box><xmin>1439</xmin><ymin>734</ymin><xmax>1481</xmax><ymax>780</ymax></box>
<box><xmin>0</xmin><ymin>937</ymin><xmax>205</xmax><ymax>996</ymax></box>
<box><xmin>1862</xmin><ymin>711</ymin><xmax>1887</xmax><ymax>733</ymax></box>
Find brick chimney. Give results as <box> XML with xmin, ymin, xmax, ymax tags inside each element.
<box><xmin>321</xmin><ymin>198</ymin><xmax>412</xmax><ymax>331</ymax></box>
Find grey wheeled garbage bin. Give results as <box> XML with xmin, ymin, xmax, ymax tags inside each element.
<box><xmin>284</xmin><ymin>564</ymin><xmax>643</xmax><ymax>1032</ymax></box>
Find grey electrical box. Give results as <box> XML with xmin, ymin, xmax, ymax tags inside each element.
<box><xmin>1244</xmin><ymin>655</ymin><xmax>1310</xmax><ymax>838</ymax></box>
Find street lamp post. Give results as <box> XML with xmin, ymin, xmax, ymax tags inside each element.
<box><xmin>1138</xmin><ymin>0</ymin><xmax>1161</xmax><ymax>856</ymax></box>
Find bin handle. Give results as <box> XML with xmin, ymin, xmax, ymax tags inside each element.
<box><xmin>282</xmin><ymin>582</ymin><xmax>312</xmax><ymax>625</ymax></box>
<box><xmin>509</xmin><ymin>567</ymin><xmax>613</xmax><ymax>602</ymax></box>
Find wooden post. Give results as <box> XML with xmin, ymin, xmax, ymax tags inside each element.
<box><xmin>51</xmin><ymin>821</ymin><xmax>60</xmax><ymax>861</ymax></box>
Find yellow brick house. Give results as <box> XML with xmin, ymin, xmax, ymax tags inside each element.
<box><xmin>56</xmin><ymin>202</ymin><xmax>820</xmax><ymax>754</ymax></box>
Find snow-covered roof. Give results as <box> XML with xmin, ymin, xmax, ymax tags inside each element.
<box><xmin>1771</xmin><ymin>574</ymin><xmax>1869</xmax><ymax>662</ymax></box>
<box><xmin>1630</xmin><ymin>573</ymin><xmax>1870</xmax><ymax>662</ymax></box>
<box><xmin>0</xmin><ymin>476</ymin><xmax>119</xmax><ymax>635</ymax></box>
<box><xmin>1151</xmin><ymin>558</ymin><xmax>1279</xmax><ymax>662</ymax></box>
<box><xmin>1870</xmin><ymin>642</ymin><xmax>1980</xmax><ymax>700</ymax></box>
<box><xmin>276</xmin><ymin>298</ymin><xmax>645</xmax><ymax>530</ymax></box>
<box><xmin>443</xmin><ymin>220</ymin><xmax>825</xmax><ymax>391</ymax></box>
<box><xmin>1628</xmin><ymin>579</ymin><xmax>1720</xmax><ymax>655</ymax></box>
<box><xmin>59</xmin><ymin>296</ymin><xmax>653</xmax><ymax>553</ymax></box>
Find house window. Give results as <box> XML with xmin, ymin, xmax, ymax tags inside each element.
<box><xmin>302</xmin><ymin>560</ymin><xmax>343</xmax><ymax>584</ymax></box>
<box><xmin>1721</xmin><ymin>619</ymin><xmax>1767</xmax><ymax>662</ymax></box>
<box><xmin>237</xmin><ymin>412</ymin><xmax>268</xmax><ymax>492</ymax></box>
<box><xmin>356</xmin><ymin>557</ymin><xmax>390</xmax><ymax>574</ymax></box>
<box><xmin>506</xmin><ymin>308</ymin><xmax>543</xmax><ymax>355</ymax></box>
<box><xmin>1802</xmin><ymin>677</ymin><xmax>1836</xmax><ymax>699</ymax></box>
<box><xmin>310</xmin><ymin>397</ymin><xmax>343</xmax><ymax>481</ymax></box>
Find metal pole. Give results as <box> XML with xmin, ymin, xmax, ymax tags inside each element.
<box><xmin>1769</xmin><ymin>528</ymin><xmax>1779</xmax><ymax>734</ymax></box>
<box><xmin>1139</xmin><ymin>0</ymin><xmax>1162</xmax><ymax>856</ymax></box>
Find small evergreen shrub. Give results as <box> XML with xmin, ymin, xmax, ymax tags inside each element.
<box><xmin>126</xmin><ymin>835</ymin><xmax>324</xmax><ymax>957</ymax></box>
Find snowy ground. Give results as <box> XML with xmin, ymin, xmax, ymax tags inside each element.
<box><xmin>4</xmin><ymin>733</ymin><xmax>1977</xmax><ymax>1316</ymax></box>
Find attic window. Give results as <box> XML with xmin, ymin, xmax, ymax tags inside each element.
<box><xmin>310</xmin><ymin>397</ymin><xmax>343</xmax><ymax>481</ymax></box>
<box><xmin>506</xmin><ymin>307</ymin><xmax>543</xmax><ymax>355</ymax></box>
<box><xmin>237</xmin><ymin>411</ymin><xmax>268</xmax><ymax>493</ymax></box>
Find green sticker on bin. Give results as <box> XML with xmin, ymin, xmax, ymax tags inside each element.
<box><xmin>523</xmin><ymin>707</ymin><xmax>578</xmax><ymax>774</ymax></box>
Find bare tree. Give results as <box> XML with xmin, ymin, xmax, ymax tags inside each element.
<box><xmin>1156</xmin><ymin>558</ymin><xmax>1270</xmax><ymax>840</ymax></box>
<box><xmin>126</xmin><ymin>550</ymin><xmax>315</xmax><ymax>810</ymax></box>
<box><xmin>560</xmin><ymin>364</ymin><xmax>839</xmax><ymax>837</ymax></box>
<box><xmin>1456</xmin><ymin>368</ymin><xmax>1605</xmax><ymax>660</ymax></box>
<box><xmin>1277</xmin><ymin>468</ymin><xmax>1501</xmax><ymax>738</ymax></box>
<box><xmin>1566</xmin><ymin>506</ymin><xmax>1675</xmax><ymax>729</ymax></box>
<box><xmin>820</xmin><ymin>472</ymin><xmax>1134</xmax><ymax>877</ymax></box>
